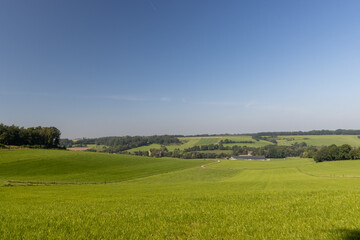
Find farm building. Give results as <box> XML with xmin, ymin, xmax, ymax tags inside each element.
<box><xmin>229</xmin><ymin>155</ymin><xmax>269</xmax><ymax>161</ymax></box>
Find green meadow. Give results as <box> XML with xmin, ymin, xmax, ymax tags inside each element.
<box><xmin>86</xmin><ymin>144</ymin><xmax>108</xmax><ymax>150</ymax></box>
<box><xmin>276</xmin><ymin>135</ymin><xmax>360</xmax><ymax>147</ymax></box>
<box><xmin>221</xmin><ymin>135</ymin><xmax>274</xmax><ymax>147</ymax></box>
<box><xmin>128</xmin><ymin>134</ymin><xmax>360</xmax><ymax>153</ymax></box>
<box><xmin>127</xmin><ymin>135</ymin><xmax>273</xmax><ymax>152</ymax></box>
<box><xmin>126</xmin><ymin>135</ymin><xmax>360</xmax><ymax>154</ymax></box>
<box><xmin>128</xmin><ymin>137</ymin><xmax>221</xmax><ymax>152</ymax></box>
<box><xmin>0</xmin><ymin>150</ymin><xmax>208</xmax><ymax>184</ymax></box>
<box><xmin>2</xmin><ymin>150</ymin><xmax>360</xmax><ymax>239</ymax></box>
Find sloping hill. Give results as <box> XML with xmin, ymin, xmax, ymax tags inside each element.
<box><xmin>276</xmin><ymin>135</ymin><xmax>360</xmax><ymax>146</ymax></box>
<box><xmin>0</xmin><ymin>150</ymin><xmax>210</xmax><ymax>184</ymax></box>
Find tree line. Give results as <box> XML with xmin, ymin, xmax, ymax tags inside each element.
<box><xmin>126</xmin><ymin>142</ymin><xmax>319</xmax><ymax>159</ymax></box>
<box><xmin>251</xmin><ymin>135</ymin><xmax>278</xmax><ymax>144</ymax></box>
<box><xmin>252</xmin><ymin>129</ymin><xmax>360</xmax><ymax>137</ymax></box>
<box><xmin>219</xmin><ymin>139</ymin><xmax>254</xmax><ymax>144</ymax></box>
<box><xmin>0</xmin><ymin>124</ymin><xmax>61</xmax><ymax>148</ymax></box>
<box><xmin>61</xmin><ymin>135</ymin><xmax>181</xmax><ymax>151</ymax></box>
<box><xmin>313</xmin><ymin>144</ymin><xmax>360</xmax><ymax>162</ymax></box>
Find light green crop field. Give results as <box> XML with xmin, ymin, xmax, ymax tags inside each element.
<box><xmin>123</xmin><ymin>135</ymin><xmax>360</xmax><ymax>153</ymax></box>
<box><xmin>127</xmin><ymin>143</ymin><xmax>163</xmax><ymax>152</ymax></box>
<box><xmin>128</xmin><ymin>137</ymin><xmax>221</xmax><ymax>152</ymax></box>
<box><xmin>128</xmin><ymin>136</ymin><xmax>273</xmax><ymax>152</ymax></box>
<box><xmin>277</xmin><ymin>135</ymin><xmax>360</xmax><ymax>146</ymax></box>
<box><xmin>0</xmin><ymin>150</ymin><xmax>209</xmax><ymax>184</ymax></box>
<box><xmin>221</xmin><ymin>135</ymin><xmax>274</xmax><ymax>147</ymax></box>
<box><xmin>3</xmin><ymin>150</ymin><xmax>360</xmax><ymax>239</ymax></box>
<box><xmin>194</xmin><ymin>137</ymin><xmax>220</xmax><ymax>145</ymax></box>
<box><xmin>86</xmin><ymin>144</ymin><xmax>108</xmax><ymax>150</ymax></box>
<box><xmin>299</xmin><ymin>159</ymin><xmax>360</xmax><ymax>177</ymax></box>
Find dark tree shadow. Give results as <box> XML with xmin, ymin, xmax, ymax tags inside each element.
<box><xmin>336</xmin><ymin>229</ymin><xmax>360</xmax><ymax>240</ymax></box>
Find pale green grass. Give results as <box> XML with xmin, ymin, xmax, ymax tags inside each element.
<box><xmin>175</xmin><ymin>137</ymin><xmax>220</xmax><ymax>150</ymax></box>
<box><xmin>86</xmin><ymin>144</ymin><xmax>107</xmax><ymax>149</ymax></box>
<box><xmin>277</xmin><ymin>135</ymin><xmax>360</xmax><ymax>146</ymax></box>
<box><xmin>0</xmin><ymin>150</ymin><xmax>210</xmax><ymax>184</ymax></box>
<box><xmin>211</xmin><ymin>157</ymin><xmax>313</xmax><ymax>169</ymax></box>
<box><xmin>195</xmin><ymin>138</ymin><xmax>220</xmax><ymax>145</ymax></box>
<box><xmin>299</xmin><ymin>159</ymin><xmax>360</xmax><ymax>177</ymax></box>
<box><xmin>130</xmin><ymin>167</ymin><xmax>241</xmax><ymax>184</ymax></box>
<box><xmin>221</xmin><ymin>135</ymin><xmax>274</xmax><ymax>147</ymax></box>
<box><xmin>128</xmin><ymin>135</ymin><xmax>360</xmax><ymax>153</ymax></box>
<box><xmin>128</xmin><ymin>137</ymin><xmax>220</xmax><ymax>152</ymax></box>
<box><xmin>127</xmin><ymin>143</ymin><xmax>162</xmax><ymax>152</ymax></box>
<box><xmin>4</xmin><ymin>151</ymin><xmax>360</xmax><ymax>239</ymax></box>
<box><xmin>127</xmin><ymin>136</ymin><xmax>273</xmax><ymax>152</ymax></box>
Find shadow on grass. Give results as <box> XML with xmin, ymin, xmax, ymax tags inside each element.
<box><xmin>336</xmin><ymin>229</ymin><xmax>360</xmax><ymax>240</ymax></box>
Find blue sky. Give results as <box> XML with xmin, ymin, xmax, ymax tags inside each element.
<box><xmin>1</xmin><ymin>0</ymin><xmax>360</xmax><ymax>138</ymax></box>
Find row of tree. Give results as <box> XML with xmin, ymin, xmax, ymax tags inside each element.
<box><xmin>129</xmin><ymin>149</ymin><xmax>231</xmax><ymax>159</ymax></box>
<box><xmin>183</xmin><ymin>144</ymin><xmax>232</xmax><ymax>152</ymax></box>
<box><xmin>251</xmin><ymin>135</ymin><xmax>278</xmax><ymax>144</ymax></box>
<box><xmin>173</xmin><ymin>129</ymin><xmax>360</xmax><ymax>138</ymax></box>
<box><xmin>62</xmin><ymin>135</ymin><xmax>181</xmax><ymax>151</ymax></box>
<box><xmin>313</xmin><ymin>144</ymin><xmax>360</xmax><ymax>162</ymax></box>
<box><xmin>0</xmin><ymin>124</ymin><xmax>61</xmax><ymax>148</ymax></box>
<box><xmin>127</xmin><ymin>142</ymin><xmax>320</xmax><ymax>159</ymax></box>
<box><xmin>219</xmin><ymin>139</ymin><xmax>254</xmax><ymax>144</ymax></box>
<box><xmin>253</xmin><ymin>129</ymin><xmax>360</xmax><ymax>137</ymax></box>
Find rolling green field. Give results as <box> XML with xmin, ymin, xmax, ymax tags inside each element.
<box><xmin>0</xmin><ymin>150</ymin><xmax>209</xmax><ymax>184</ymax></box>
<box><xmin>128</xmin><ymin>135</ymin><xmax>273</xmax><ymax>152</ymax></box>
<box><xmin>86</xmin><ymin>144</ymin><xmax>108</xmax><ymax>150</ymax></box>
<box><xmin>276</xmin><ymin>135</ymin><xmax>360</xmax><ymax>146</ymax></box>
<box><xmin>126</xmin><ymin>135</ymin><xmax>360</xmax><ymax>154</ymax></box>
<box><xmin>3</xmin><ymin>150</ymin><xmax>360</xmax><ymax>239</ymax></box>
<box><xmin>128</xmin><ymin>137</ymin><xmax>221</xmax><ymax>152</ymax></box>
<box><xmin>221</xmin><ymin>135</ymin><xmax>274</xmax><ymax>147</ymax></box>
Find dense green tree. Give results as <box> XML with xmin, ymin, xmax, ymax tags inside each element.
<box><xmin>0</xmin><ymin>124</ymin><xmax>61</xmax><ymax>148</ymax></box>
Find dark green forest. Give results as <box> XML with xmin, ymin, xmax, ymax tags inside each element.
<box><xmin>313</xmin><ymin>144</ymin><xmax>360</xmax><ymax>162</ymax></box>
<box><xmin>0</xmin><ymin>124</ymin><xmax>61</xmax><ymax>148</ymax></box>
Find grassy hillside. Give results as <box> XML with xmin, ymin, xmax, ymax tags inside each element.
<box><xmin>127</xmin><ymin>135</ymin><xmax>273</xmax><ymax>152</ymax></box>
<box><xmin>128</xmin><ymin>137</ymin><xmax>220</xmax><ymax>152</ymax></box>
<box><xmin>4</xmin><ymin>151</ymin><xmax>360</xmax><ymax>239</ymax></box>
<box><xmin>0</xmin><ymin>150</ymin><xmax>210</xmax><ymax>184</ymax></box>
<box><xmin>299</xmin><ymin>159</ymin><xmax>360</xmax><ymax>177</ymax></box>
<box><xmin>276</xmin><ymin>135</ymin><xmax>360</xmax><ymax>146</ymax></box>
<box><xmin>221</xmin><ymin>135</ymin><xmax>274</xmax><ymax>147</ymax></box>
<box><xmin>124</xmin><ymin>135</ymin><xmax>360</xmax><ymax>154</ymax></box>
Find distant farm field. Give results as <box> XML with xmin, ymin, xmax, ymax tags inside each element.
<box><xmin>128</xmin><ymin>137</ymin><xmax>220</xmax><ymax>152</ymax></box>
<box><xmin>127</xmin><ymin>135</ymin><xmax>273</xmax><ymax>152</ymax></box>
<box><xmin>276</xmin><ymin>135</ymin><xmax>360</xmax><ymax>146</ymax></box>
<box><xmin>125</xmin><ymin>135</ymin><xmax>360</xmax><ymax>154</ymax></box>
<box><xmin>221</xmin><ymin>135</ymin><xmax>274</xmax><ymax>147</ymax></box>
<box><xmin>3</xmin><ymin>150</ymin><xmax>360</xmax><ymax>239</ymax></box>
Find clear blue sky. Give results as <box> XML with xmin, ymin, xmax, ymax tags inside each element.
<box><xmin>1</xmin><ymin>0</ymin><xmax>360</xmax><ymax>138</ymax></box>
